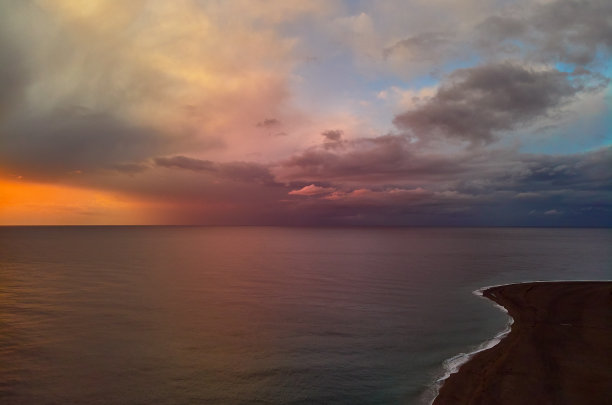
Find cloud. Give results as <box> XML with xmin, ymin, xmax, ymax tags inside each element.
<box><xmin>0</xmin><ymin>110</ymin><xmax>184</xmax><ymax>177</ymax></box>
<box><xmin>343</xmin><ymin>0</ymin><xmax>612</xmax><ymax>81</ymax></box>
<box><xmin>219</xmin><ymin>161</ymin><xmax>279</xmax><ymax>186</ymax></box>
<box><xmin>0</xmin><ymin>27</ymin><xmax>26</xmax><ymax>118</ymax></box>
<box><xmin>514</xmin><ymin>192</ymin><xmax>542</xmax><ymax>199</ymax></box>
<box><xmin>383</xmin><ymin>32</ymin><xmax>453</xmax><ymax>61</ymax></box>
<box><xmin>321</xmin><ymin>129</ymin><xmax>343</xmax><ymax>141</ymax></box>
<box><xmin>256</xmin><ymin>118</ymin><xmax>281</xmax><ymax>128</ymax></box>
<box><xmin>154</xmin><ymin>156</ymin><xmax>216</xmax><ymax>172</ymax></box>
<box><xmin>393</xmin><ymin>63</ymin><xmax>607</xmax><ymax>144</ymax></box>
<box><xmin>323</xmin><ymin>187</ymin><xmax>438</xmax><ymax>203</ymax></box>
<box><xmin>477</xmin><ymin>0</ymin><xmax>612</xmax><ymax>65</ymax></box>
<box><xmin>111</xmin><ymin>163</ymin><xmax>150</xmax><ymax>174</ymax></box>
<box><xmin>278</xmin><ymin>134</ymin><xmax>466</xmax><ymax>184</ymax></box>
<box><xmin>509</xmin><ymin>147</ymin><xmax>612</xmax><ymax>191</ymax></box>
<box><xmin>289</xmin><ymin>184</ymin><xmax>336</xmax><ymax>196</ymax></box>
<box><xmin>0</xmin><ymin>0</ymin><xmax>609</xmax><ymax>227</ymax></box>
<box><xmin>154</xmin><ymin>155</ymin><xmax>278</xmax><ymax>185</ymax></box>
<box><xmin>320</xmin><ymin>129</ymin><xmax>346</xmax><ymax>149</ymax></box>
<box><xmin>0</xmin><ymin>0</ymin><xmax>299</xmax><ymax>179</ymax></box>
<box><xmin>274</xmin><ymin>123</ymin><xmax>611</xmax><ymax>225</ymax></box>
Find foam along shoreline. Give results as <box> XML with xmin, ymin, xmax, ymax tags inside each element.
<box><xmin>427</xmin><ymin>289</ymin><xmax>514</xmax><ymax>404</ymax></box>
<box><xmin>432</xmin><ymin>281</ymin><xmax>612</xmax><ymax>405</ymax></box>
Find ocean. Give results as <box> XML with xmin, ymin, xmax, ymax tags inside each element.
<box><xmin>1</xmin><ymin>227</ymin><xmax>610</xmax><ymax>404</ymax></box>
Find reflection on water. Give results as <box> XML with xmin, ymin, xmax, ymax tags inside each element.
<box><xmin>1</xmin><ymin>227</ymin><xmax>610</xmax><ymax>404</ymax></box>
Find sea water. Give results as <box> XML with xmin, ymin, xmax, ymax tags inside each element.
<box><xmin>1</xmin><ymin>227</ymin><xmax>610</xmax><ymax>404</ymax></box>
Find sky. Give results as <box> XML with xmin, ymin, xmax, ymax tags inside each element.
<box><xmin>0</xmin><ymin>0</ymin><xmax>610</xmax><ymax>226</ymax></box>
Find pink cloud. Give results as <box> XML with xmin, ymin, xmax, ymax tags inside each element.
<box><xmin>289</xmin><ymin>184</ymin><xmax>336</xmax><ymax>196</ymax></box>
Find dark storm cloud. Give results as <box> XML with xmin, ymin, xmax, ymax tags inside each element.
<box><xmin>393</xmin><ymin>63</ymin><xmax>606</xmax><ymax>144</ymax></box>
<box><xmin>0</xmin><ymin>29</ymin><xmax>27</xmax><ymax>118</ymax></box>
<box><xmin>74</xmin><ymin>139</ymin><xmax>610</xmax><ymax>227</ymax></box>
<box><xmin>280</xmin><ymin>134</ymin><xmax>466</xmax><ymax>184</ymax></box>
<box><xmin>497</xmin><ymin>148</ymin><xmax>612</xmax><ymax>226</ymax></box>
<box><xmin>477</xmin><ymin>0</ymin><xmax>612</xmax><ymax>65</ymax></box>
<box><xmin>0</xmin><ymin>1</ymin><xmax>228</xmax><ymax>182</ymax></box>
<box><xmin>448</xmin><ymin>147</ymin><xmax>612</xmax><ymax>210</ymax></box>
<box><xmin>0</xmin><ymin>110</ymin><xmax>182</xmax><ymax>178</ymax></box>
<box><xmin>507</xmin><ymin>147</ymin><xmax>612</xmax><ymax>192</ymax></box>
<box><xmin>154</xmin><ymin>155</ymin><xmax>278</xmax><ymax>185</ymax></box>
<box><xmin>276</xmin><ymin>128</ymin><xmax>611</xmax><ymax>226</ymax></box>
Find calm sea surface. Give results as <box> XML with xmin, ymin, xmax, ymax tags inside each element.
<box><xmin>1</xmin><ymin>227</ymin><xmax>610</xmax><ymax>404</ymax></box>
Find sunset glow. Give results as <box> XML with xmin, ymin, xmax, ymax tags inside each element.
<box><xmin>0</xmin><ymin>176</ymin><xmax>152</xmax><ymax>225</ymax></box>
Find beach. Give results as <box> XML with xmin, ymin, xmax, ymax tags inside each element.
<box><xmin>433</xmin><ymin>281</ymin><xmax>612</xmax><ymax>404</ymax></box>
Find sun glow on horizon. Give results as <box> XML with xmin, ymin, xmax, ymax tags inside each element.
<box><xmin>0</xmin><ymin>176</ymin><xmax>154</xmax><ymax>225</ymax></box>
